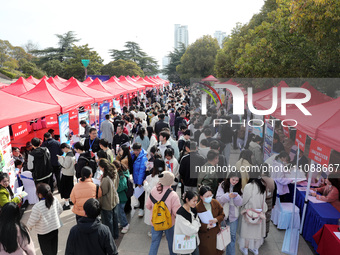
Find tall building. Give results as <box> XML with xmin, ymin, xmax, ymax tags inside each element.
<box><xmin>214</xmin><ymin>31</ymin><xmax>227</xmax><ymax>48</ymax></box>
<box><xmin>174</xmin><ymin>24</ymin><xmax>188</xmax><ymax>49</ymax></box>
<box><xmin>162</xmin><ymin>56</ymin><xmax>170</xmax><ymax>69</ymax></box>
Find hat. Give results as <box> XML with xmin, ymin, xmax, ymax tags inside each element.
<box><xmin>158</xmin><ymin>171</ymin><xmax>174</xmax><ymax>187</ymax></box>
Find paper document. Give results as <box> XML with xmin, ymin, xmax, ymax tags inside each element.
<box><xmin>174</xmin><ymin>235</ymin><xmax>196</xmax><ymax>251</ymax></box>
<box><xmin>92</xmin><ymin>178</ymin><xmax>101</xmax><ymax>185</ymax></box>
<box><xmin>297</xmin><ymin>187</ymin><xmax>307</xmax><ymax>191</ymax></box>
<box><xmin>334</xmin><ymin>232</ymin><xmax>340</xmax><ymax>240</ymax></box>
<box><xmin>16</xmin><ymin>186</ymin><xmax>23</xmax><ymax>194</ymax></box>
<box><xmin>198</xmin><ymin>211</ymin><xmax>216</xmax><ymax>227</ymax></box>
<box><xmin>133</xmin><ymin>186</ymin><xmax>145</xmax><ymax>199</ymax></box>
<box><xmin>308</xmin><ymin>195</ymin><xmax>326</xmax><ymax>204</ymax></box>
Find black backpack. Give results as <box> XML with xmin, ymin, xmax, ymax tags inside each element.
<box><xmin>79</xmin><ymin>156</ymin><xmax>97</xmax><ymax>173</ymax></box>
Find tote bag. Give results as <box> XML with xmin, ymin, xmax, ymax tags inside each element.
<box><xmin>216</xmin><ymin>226</ymin><xmax>231</xmax><ymax>251</ymax></box>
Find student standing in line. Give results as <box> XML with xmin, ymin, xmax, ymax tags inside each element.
<box><xmin>173</xmin><ymin>191</ymin><xmax>201</xmax><ymax>255</ymax></box>
<box><xmin>146</xmin><ymin>171</ymin><xmax>181</xmax><ymax>255</ymax></box>
<box><xmin>216</xmin><ymin>171</ymin><xmax>243</xmax><ymax>255</ymax></box>
<box><xmin>0</xmin><ymin>202</ymin><xmax>36</xmax><ymax>255</ymax></box>
<box><xmin>27</xmin><ymin>183</ymin><xmax>62</xmax><ymax>255</ymax></box>
<box><xmin>57</xmin><ymin>143</ymin><xmax>75</xmax><ymax>210</ymax></box>
<box><xmin>196</xmin><ymin>185</ymin><xmax>225</xmax><ymax>255</ymax></box>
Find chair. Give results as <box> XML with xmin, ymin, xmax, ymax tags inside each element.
<box><xmin>20</xmin><ymin>171</ymin><xmax>39</xmax><ymax>204</ymax></box>
<box><xmin>271</xmin><ymin>195</ymin><xmax>300</xmax><ymax>229</ymax></box>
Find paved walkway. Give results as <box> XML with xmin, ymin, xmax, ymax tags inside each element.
<box><xmin>21</xmin><ymin>148</ymin><xmax>315</xmax><ymax>254</ymax></box>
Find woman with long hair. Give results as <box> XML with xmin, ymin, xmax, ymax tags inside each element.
<box><xmin>27</xmin><ymin>183</ymin><xmax>63</xmax><ymax>255</ymax></box>
<box><xmin>70</xmin><ymin>166</ymin><xmax>102</xmax><ymax>222</ymax></box>
<box><xmin>235</xmin><ymin>149</ymin><xmax>253</xmax><ymax>190</ymax></box>
<box><xmin>0</xmin><ymin>172</ymin><xmax>21</xmax><ymax>207</ymax></box>
<box><xmin>238</xmin><ymin>172</ymin><xmax>267</xmax><ymax>255</ymax></box>
<box><xmin>271</xmin><ymin>151</ymin><xmax>291</xmax><ymax>202</ymax></box>
<box><xmin>147</xmin><ymin>126</ymin><xmax>158</xmax><ymax>154</ymax></box>
<box><xmin>143</xmin><ymin>158</ymin><xmax>165</xmax><ymax>237</ymax></box>
<box><xmin>135</xmin><ymin>127</ymin><xmax>150</xmax><ymax>151</ymax></box>
<box><xmin>98</xmin><ymin>158</ymin><xmax>120</xmax><ymax>240</ymax></box>
<box><xmin>0</xmin><ymin>202</ymin><xmax>35</xmax><ymax>254</ymax></box>
<box><xmin>216</xmin><ymin>171</ymin><xmax>243</xmax><ymax>255</ymax></box>
<box><xmin>112</xmin><ymin>160</ymin><xmax>130</xmax><ymax>234</ymax></box>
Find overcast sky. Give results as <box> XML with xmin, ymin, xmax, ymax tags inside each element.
<box><xmin>0</xmin><ymin>0</ymin><xmax>265</xmax><ymax>67</ymax></box>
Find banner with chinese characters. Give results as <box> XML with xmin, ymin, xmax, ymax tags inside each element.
<box><xmin>58</xmin><ymin>113</ymin><xmax>70</xmax><ymax>144</ymax></box>
<box><xmin>45</xmin><ymin>114</ymin><xmax>58</xmax><ymax>128</ymax></box>
<box><xmin>12</xmin><ymin>122</ymin><xmax>29</xmax><ymax>140</ymax></box>
<box><xmin>295</xmin><ymin>130</ymin><xmax>307</xmax><ymax>152</ymax></box>
<box><xmin>0</xmin><ymin>126</ymin><xmax>15</xmax><ymax>189</ymax></box>
<box><xmin>308</xmin><ymin>139</ymin><xmax>331</xmax><ymax>166</ymax></box>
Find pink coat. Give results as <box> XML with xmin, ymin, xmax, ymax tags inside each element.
<box><xmin>145</xmin><ymin>185</ymin><xmax>181</xmax><ymax>227</ymax></box>
<box><xmin>0</xmin><ymin>226</ymin><xmax>35</xmax><ymax>255</ymax></box>
<box><xmin>316</xmin><ymin>185</ymin><xmax>340</xmax><ymax>205</ymax></box>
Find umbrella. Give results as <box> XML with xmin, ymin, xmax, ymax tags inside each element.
<box><xmin>282</xmin><ymin>145</ymin><xmax>300</xmax><ymax>255</ymax></box>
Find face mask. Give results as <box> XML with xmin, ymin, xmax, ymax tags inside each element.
<box><xmin>204</xmin><ymin>196</ymin><xmax>212</xmax><ymax>204</ymax></box>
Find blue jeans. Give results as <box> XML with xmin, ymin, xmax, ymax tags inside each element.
<box><xmin>225</xmin><ymin>218</ymin><xmax>238</xmax><ymax>255</ymax></box>
<box><xmin>101</xmin><ymin>206</ymin><xmax>119</xmax><ymax>239</ymax></box>
<box><xmin>118</xmin><ymin>203</ymin><xmax>128</xmax><ymax>227</ymax></box>
<box><xmin>149</xmin><ymin>226</ymin><xmax>175</xmax><ymax>255</ymax></box>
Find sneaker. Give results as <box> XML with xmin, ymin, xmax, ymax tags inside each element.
<box><xmin>138</xmin><ymin>209</ymin><xmax>144</xmax><ymax>217</ymax></box>
<box><xmin>240</xmin><ymin>247</ymin><xmax>248</xmax><ymax>255</ymax></box>
<box><xmin>121</xmin><ymin>224</ymin><xmax>130</xmax><ymax>234</ymax></box>
<box><xmin>63</xmin><ymin>204</ymin><xmax>70</xmax><ymax>210</ymax></box>
<box><xmin>147</xmin><ymin>231</ymin><xmax>152</xmax><ymax>238</ymax></box>
<box><xmin>249</xmin><ymin>248</ymin><xmax>258</xmax><ymax>255</ymax></box>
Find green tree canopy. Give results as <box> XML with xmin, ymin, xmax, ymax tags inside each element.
<box><xmin>101</xmin><ymin>59</ymin><xmax>144</xmax><ymax>77</ymax></box>
<box><xmin>109</xmin><ymin>41</ymin><xmax>159</xmax><ymax>76</ymax></box>
<box><xmin>162</xmin><ymin>43</ymin><xmax>186</xmax><ymax>84</ymax></box>
<box><xmin>177</xmin><ymin>35</ymin><xmax>220</xmax><ymax>82</ymax></box>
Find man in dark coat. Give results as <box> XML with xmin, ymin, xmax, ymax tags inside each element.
<box><xmin>65</xmin><ymin>198</ymin><xmax>118</xmax><ymax>255</ymax></box>
<box><xmin>112</xmin><ymin>125</ymin><xmax>130</xmax><ymax>155</ymax></box>
<box><xmin>84</xmin><ymin>128</ymin><xmax>100</xmax><ymax>154</ymax></box>
<box><xmin>154</xmin><ymin>113</ymin><xmax>169</xmax><ymax>137</ymax></box>
<box><xmin>41</xmin><ymin>132</ymin><xmax>63</xmax><ymax>191</ymax></box>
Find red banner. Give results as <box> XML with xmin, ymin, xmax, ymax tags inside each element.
<box><xmin>84</xmin><ymin>105</ymin><xmax>92</xmax><ymax>114</ymax></box>
<box><xmin>109</xmin><ymin>100</ymin><xmax>113</xmax><ymax>108</ymax></box>
<box><xmin>295</xmin><ymin>130</ymin><xmax>307</xmax><ymax>152</ymax></box>
<box><xmin>45</xmin><ymin>114</ymin><xmax>58</xmax><ymax>128</ymax></box>
<box><xmin>68</xmin><ymin>110</ymin><xmax>78</xmax><ymax>121</ymax></box>
<box><xmin>308</xmin><ymin>139</ymin><xmax>331</xmax><ymax>166</ymax></box>
<box><xmin>283</xmin><ymin>126</ymin><xmax>290</xmax><ymax>138</ymax></box>
<box><xmin>12</xmin><ymin>122</ymin><xmax>28</xmax><ymax>140</ymax></box>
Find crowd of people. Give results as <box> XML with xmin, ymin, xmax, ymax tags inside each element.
<box><xmin>0</xmin><ymin>84</ymin><xmax>339</xmax><ymax>255</ymax></box>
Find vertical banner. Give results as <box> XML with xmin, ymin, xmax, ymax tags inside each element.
<box><xmin>78</xmin><ymin>111</ymin><xmax>90</xmax><ymax>136</ymax></box>
<box><xmin>0</xmin><ymin>126</ymin><xmax>15</xmax><ymax>189</ymax></box>
<box><xmin>263</xmin><ymin>120</ymin><xmax>274</xmax><ymax>160</ymax></box>
<box><xmin>308</xmin><ymin>139</ymin><xmax>331</xmax><ymax>166</ymax></box>
<box><xmin>58</xmin><ymin>113</ymin><xmax>70</xmax><ymax>144</ymax></box>
<box><xmin>12</xmin><ymin>122</ymin><xmax>29</xmax><ymax>140</ymax></box>
<box><xmin>295</xmin><ymin>130</ymin><xmax>307</xmax><ymax>152</ymax></box>
<box><xmin>283</xmin><ymin>126</ymin><xmax>290</xmax><ymax>138</ymax></box>
<box><xmin>252</xmin><ymin>115</ymin><xmax>264</xmax><ymax>138</ymax></box>
<box><xmin>113</xmin><ymin>99</ymin><xmax>122</xmax><ymax>114</ymax></box>
<box><xmin>98</xmin><ymin>102</ymin><xmax>110</xmax><ymax>137</ymax></box>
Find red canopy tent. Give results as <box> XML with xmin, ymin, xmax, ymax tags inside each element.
<box><xmin>104</xmin><ymin>77</ymin><xmax>136</xmax><ymax>94</ymax></box>
<box><xmin>46</xmin><ymin>77</ymin><xmax>67</xmax><ymax>90</ymax></box>
<box><xmin>2</xmin><ymin>77</ymin><xmax>35</xmax><ymax>96</ymax></box>
<box><xmin>41</xmin><ymin>75</ymin><xmax>48</xmax><ymax>80</ymax></box>
<box><xmin>134</xmin><ymin>77</ymin><xmax>154</xmax><ymax>88</ymax></box>
<box><xmin>26</xmin><ymin>75</ymin><xmax>40</xmax><ymax>85</ymax></box>
<box><xmin>245</xmin><ymin>81</ymin><xmax>289</xmax><ymax>105</ymax></box>
<box><xmin>118</xmin><ymin>76</ymin><xmax>145</xmax><ymax>92</ymax></box>
<box><xmin>201</xmin><ymin>75</ymin><xmax>219</xmax><ymax>82</ymax></box>
<box><xmin>155</xmin><ymin>75</ymin><xmax>169</xmax><ymax>84</ymax></box>
<box><xmin>20</xmin><ymin>80</ymin><xmax>93</xmax><ymax>113</ymax></box>
<box><xmin>54</xmin><ymin>75</ymin><xmax>68</xmax><ymax>83</ymax></box>
<box><xmin>143</xmin><ymin>76</ymin><xmax>159</xmax><ymax>87</ymax></box>
<box><xmin>88</xmin><ymin>78</ymin><xmax>125</xmax><ymax>97</ymax></box>
<box><xmin>61</xmin><ymin>79</ymin><xmax>113</xmax><ymax>103</ymax></box>
<box><xmin>83</xmin><ymin>77</ymin><xmax>93</xmax><ymax>85</ymax></box>
<box><xmin>0</xmin><ymin>82</ymin><xmax>9</xmax><ymax>89</ymax></box>
<box><xmin>0</xmin><ymin>90</ymin><xmax>60</xmax><ymax>128</ymax></box>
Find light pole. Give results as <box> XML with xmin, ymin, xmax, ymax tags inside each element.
<box><xmin>81</xmin><ymin>59</ymin><xmax>90</xmax><ymax>81</ymax></box>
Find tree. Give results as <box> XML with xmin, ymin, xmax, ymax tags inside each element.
<box><xmin>162</xmin><ymin>43</ymin><xmax>186</xmax><ymax>84</ymax></box>
<box><xmin>109</xmin><ymin>41</ymin><xmax>159</xmax><ymax>76</ymax></box>
<box><xmin>63</xmin><ymin>44</ymin><xmax>103</xmax><ymax>80</ymax></box>
<box><xmin>42</xmin><ymin>60</ymin><xmax>65</xmax><ymax>77</ymax></box>
<box><xmin>177</xmin><ymin>35</ymin><xmax>220</xmax><ymax>82</ymax></box>
<box><xmin>101</xmin><ymin>59</ymin><xmax>144</xmax><ymax>77</ymax></box>
<box><xmin>21</xmin><ymin>62</ymin><xmax>46</xmax><ymax>78</ymax></box>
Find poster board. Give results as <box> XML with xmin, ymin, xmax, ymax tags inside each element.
<box><xmin>263</xmin><ymin>120</ymin><xmax>274</xmax><ymax>161</ymax></box>
<box><xmin>58</xmin><ymin>113</ymin><xmax>70</xmax><ymax>144</ymax></box>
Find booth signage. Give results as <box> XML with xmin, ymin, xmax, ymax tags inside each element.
<box><xmin>283</xmin><ymin>126</ymin><xmax>290</xmax><ymax>138</ymax></box>
<box><xmin>12</xmin><ymin>122</ymin><xmax>28</xmax><ymax>140</ymax></box>
<box><xmin>308</xmin><ymin>139</ymin><xmax>331</xmax><ymax>166</ymax></box>
<box><xmin>295</xmin><ymin>130</ymin><xmax>307</xmax><ymax>152</ymax></box>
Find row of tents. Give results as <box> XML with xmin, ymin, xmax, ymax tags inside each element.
<box><xmin>201</xmin><ymin>75</ymin><xmax>339</xmax><ymax>153</ymax></box>
<box><xmin>0</xmin><ymin>75</ymin><xmax>169</xmax><ymax>129</ymax></box>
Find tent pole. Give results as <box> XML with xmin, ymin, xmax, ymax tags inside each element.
<box><xmin>300</xmin><ymin>168</ymin><xmax>312</xmax><ymax>234</ymax></box>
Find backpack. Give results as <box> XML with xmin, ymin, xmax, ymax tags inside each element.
<box><xmin>79</xmin><ymin>156</ymin><xmax>97</xmax><ymax>173</ymax></box>
<box><xmin>125</xmin><ymin>176</ymin><xmax>134</xmax><ymax>198</ymax></box>
<box><xmin>150</xmin><ymin>189</ymin><xmax>172</xmax><ymax>231</ymax></box>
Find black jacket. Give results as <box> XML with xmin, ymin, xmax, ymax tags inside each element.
<box><xmin>75</xmin><ymin>151</ymin><xmax>92</xmax><ymax>179</ymax></box>
<box><xmin>28</xmin><ymin>147</ymin><xmax>53</xmax><ymax>181</ymax></box>
<box><xmin>112</xmin><ymin>133</ymin><xmax>130</xmax><ymax>154</ymax></box>
<box><xmin>65</xmin><ymin>217</ymin><xmax>117</xmax><ymax>255</ymax></box>
<box><xmin>41</xmin><ymin>138</ymin><xmax>62</xmax><ymax>166</ymax></box>
<box><xmin>154</xmin><ymin>120</ymin><xmax>169</xmax><ymax>136</ymax></box>
<box><xmin>179</xmin><ymin>151</ymin><xmax>205</xmax><ymax>187</ymax></box>
<box><xmin>84</xmin><ymin>138</ymin><xmax>100</xmax><ymax>153</ymax></box>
